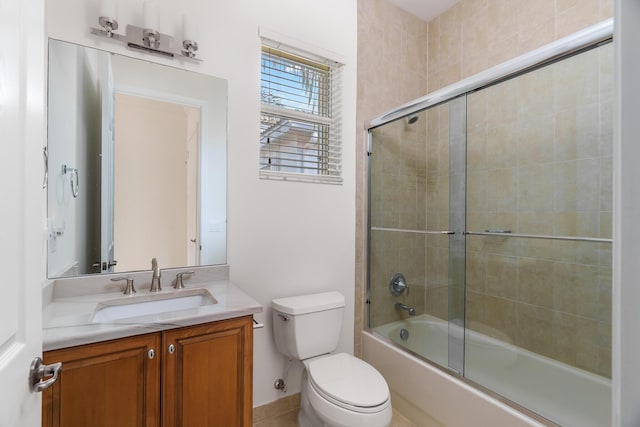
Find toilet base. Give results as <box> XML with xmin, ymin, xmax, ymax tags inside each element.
<box><xmin>299</xmin><ymin>372</ymin><xmax>329</xmax><ymax>427</ymax></box>
<box><xmin>298</xmin><ymin>408</ymin><xmax>322</xmax><ymax>427</ymax></box>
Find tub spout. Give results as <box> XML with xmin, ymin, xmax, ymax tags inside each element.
<box><xmin>395</xmin><ymin>302</ymin><xmax>416</xmax><ymax>316</ymax></box>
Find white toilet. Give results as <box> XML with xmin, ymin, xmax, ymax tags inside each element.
<box><xmin>271</xmin><ymin>291</ymin><xmax>392</xmax><ymax>427</ymax></box>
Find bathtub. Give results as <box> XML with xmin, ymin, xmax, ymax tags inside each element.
<box><xmin>364</xmin><ymin>314</ymin><xmax>611</xmax><ymax>427</ymax></box>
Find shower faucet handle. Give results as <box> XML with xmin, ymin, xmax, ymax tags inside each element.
<box><xmin>389</xmin><ymin>272</ymin><xmax>409</xmax><ymax>297</ymax></box>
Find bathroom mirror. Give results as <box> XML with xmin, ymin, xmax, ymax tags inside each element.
<box><xmin>47</xmin><ymin>39</ymin><xmax>227</xmax><ymax>278</ymax></box>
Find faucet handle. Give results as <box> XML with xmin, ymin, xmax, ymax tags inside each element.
<box><xmin>389</xmin><ymin>273</ymin><xmax>409</xmax><ymax>296</ymax></box>
<box><xmin>111</xmin><ymin>277</ymin><xmax>136</xmax><ymax>295</ymax></box>
<box><xmin>174</xmin><ymin>271</ymin><xmax>195</xmax><ymax>289</ymax></box>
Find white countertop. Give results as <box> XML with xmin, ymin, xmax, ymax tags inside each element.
<box><xmin>43</xmin><ymin>278</ymin><xmax>263</xmax><ymax>351</ymax></box>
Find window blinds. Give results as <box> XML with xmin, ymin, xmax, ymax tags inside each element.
<box><xmin>260</xmin><ymin>44</ymin><xmax>343</xmax><ymax>184</ymax></box>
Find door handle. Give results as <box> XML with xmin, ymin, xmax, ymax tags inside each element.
<box><xmin>92</xmin><ymin>261</ymin><xmax>118</xmax><ymax>271</ymax></box>
<box><xmin>29</xmin><ymin>357</ymin><xmax>62</xmax><ymax>392</ymax></box>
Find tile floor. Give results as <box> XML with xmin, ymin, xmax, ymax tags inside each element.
<box><xmin>253</xmin><ymin>407</ymin><xmax>416</xmax><ymax>427</ymax></box>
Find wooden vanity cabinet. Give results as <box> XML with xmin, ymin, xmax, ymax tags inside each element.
<box><xmin>163</xmin><ymin>316</ymin><xmax>253</xmax><ymax>426</ymax></box>
<box><xmin>42</xmin><ymin>333</ymin><xmax>161</xmax><ymax>427</ymax></box>
<box><xmin>42</xmin><ymin>315</ymin><xmax>253</xmax><ymax>427</ymax></box>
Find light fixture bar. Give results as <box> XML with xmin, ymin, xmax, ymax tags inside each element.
<box><xmin>91</xmin><ymin>20</ymin><xmax>201</xmax><ymax>62</ymax></box>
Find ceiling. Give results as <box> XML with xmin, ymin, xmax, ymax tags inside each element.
<box><xmin>388</xmin><ymin>0</ymin><xmax>461</xmax><ymax>22</ymax></box>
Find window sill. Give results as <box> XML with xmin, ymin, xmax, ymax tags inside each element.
<box><xmin>259</xmin><ymin>170</ymin><xmax>343</xmax><ymax>185</ymax></box>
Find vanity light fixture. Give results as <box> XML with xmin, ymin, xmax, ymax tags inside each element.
<box><xmin>90</xmin><ymin>5</ymin><xmax>201</xmax><ymax>62</ymax></box>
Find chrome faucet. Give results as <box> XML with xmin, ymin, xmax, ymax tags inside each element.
<box><xmin>395</xmin><ymin>302</ymin><xmax>416</xmax><ymax>316</ymax></box>
<box><xmin>150</xmin><ymin>257</ymin><xmax>161</xmax><ymax>292</ymax></box>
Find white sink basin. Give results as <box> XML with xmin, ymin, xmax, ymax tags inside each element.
<box><xmin>91</xmin><ymin>288</ymin><xmax>217</xmax><ymax>323</ymax></box>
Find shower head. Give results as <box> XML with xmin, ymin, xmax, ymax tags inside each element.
<box><xmin>407</xmin><ymin>114</ymin><xmax>419</xmax><ymax>125</ymax></box>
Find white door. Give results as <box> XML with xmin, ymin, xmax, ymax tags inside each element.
<box><xmin>100</xmin><ymin>53</ymin><xmax>116</xmax><ymax>272</ymax></box>
<box><xmin>0</xmin><ymin>0</ymin><xmax>46</xmax><ymax>425</ymax></box>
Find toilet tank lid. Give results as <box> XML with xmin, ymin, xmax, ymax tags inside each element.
<box><xmin>271</xmin><ymin>291</ymin><xmax>345</xmax><ymax>315</ymax></box>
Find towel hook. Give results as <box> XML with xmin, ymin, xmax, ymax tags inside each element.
<box><xmin>62</xmin><ymin>165</ymin><xmax>79</xmax><ymax>198</ymax></box>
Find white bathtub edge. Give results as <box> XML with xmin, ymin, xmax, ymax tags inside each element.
<box><xmin>362</xmin><ymin>331</ymin><xmax>548</xmax><ymax>427</ymax></box>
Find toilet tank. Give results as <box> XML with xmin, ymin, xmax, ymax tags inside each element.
<box><xmin>271</xmin><ymin>291</ymin><xmax>345</xmax><ymax>360</ymax></box>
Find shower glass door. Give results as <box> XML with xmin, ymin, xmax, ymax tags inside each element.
<box><xmin>463</xmin><ymin>42</ymin><xmax>612</xmax><ymax>426</ymax></box>
<box><xmin>367</xmin><ymin>36</ymin><xmax>612</xmax><ymax>427</ymax></box>
<box><xmin>368</xmin><ymin>96</ymin><xmax>467</xmax><ymax>373</ymax></box>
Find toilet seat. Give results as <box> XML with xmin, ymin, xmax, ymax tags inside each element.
<box><xmin>307</xmin><ymin>353</ymin><xmax>390</xmax><ymax>413</ymax></box>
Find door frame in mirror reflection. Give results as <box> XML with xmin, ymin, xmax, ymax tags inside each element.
<box><xmin>113</xmin><ymin>92</ymin><xmax>201</xmax><ymax>273</ymax></box>
<box><xmin>46</xmin><ymin>39</ymin><xmax>228</xmax><ymax>279</ymax></box>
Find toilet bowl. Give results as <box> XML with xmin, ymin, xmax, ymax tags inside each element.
<box><xmin>271</xmin><ymin>292</ymin><xmax>392</xmax><ymax>427</ymax></box>
<box><xmin>300</xmin><ymin>353</ymin><xmax>392</xmax><ymax>427</ymax></box>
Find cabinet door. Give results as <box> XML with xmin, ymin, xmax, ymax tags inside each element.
<box><xmin>163</xmin><ymin>316</ymin><xmax>253</xmax><ymax>427</ymax></box>
<box><xmin>42</xmin><ymin>333</ymin><xmax>161</xmax><ymax>427</ymax></box>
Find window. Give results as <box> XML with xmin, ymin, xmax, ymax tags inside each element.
<box><xmin>260</xmin><ymin>39</ymin><xmax>343</xmax><ymax>184</ymax></box>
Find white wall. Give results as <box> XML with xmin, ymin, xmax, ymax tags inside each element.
<box><xmin>47</xmin><ymin>42</ymin><xmax>101</xmax><ymax>277</ymax></box>
<box><xmin>614</xmin><ymin>1</ymin><xmax>640</xmax><ymax>425</ymax></box>
<box><xmin>45</xmin><ymin>0</ymin><xmax>357</xmax><ymax>406</ymax></box>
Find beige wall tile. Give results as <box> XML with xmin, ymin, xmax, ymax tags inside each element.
<box><xmin>487</xmin><ymin>79</ymin><xmax>518</xmax><ymax>127</ymax></box>
<box><xmin>518</xmin><ymin>20</ymin><xmax>555</xmax><ymax>55</ymax></box>
<box><xmin>465</xmin><ymin>290</ymin><xmax>487</xmax><ymax>328</ymax></box>
<box><xmin>554</xmin><ymin>212</ymin><xmax>577</xmax><ymax>236</ymax></box>
<box><xmin>518</xmin><ymin>164</ymin><xmax>554</xmax><ymax>212</ymax></box>
<box><xmin>600</xmin><ymin>211</ymin><xmax>612</xmax><ymax>239</ymax></box>
<box><xmin>253</xmin><ymin>393</ymin><xmax>301</xmax><ymax>424</ymax></box>
<box><xmin>462</xmin><ymin>20</ymin><xmax>488</xmax><ymax>77</ymax></box>
<box><xmin>467</xmin><ymin>170</ymin><xmax>487</xmax><ymax>213</ymax></box>
<box><xmin>486</xmin><ymin>254</ymin><xmax>517</xmax><ymax>299</ymax></box>
<box><xmin>516</xmin><ymin>238</ymin><xmax>555</xmax><ymax>261</ymax></box>
<box><xmin>576</xmin><ymin>211</ymin><xmax>599</xmax><ymax>238</ymax></box>
<box><xmin>519</xmin><ymin>212</ymin><xmax>555</xmax><ymax>235</ymax></box>
<box><xmin>516</xmin><ymin>303</ymin><xmax>554</xmax><ymax>357</ymax></box>
<box><xmin>556</xmin><ymin>0</ymin><xmax>600</xmax><ymax>39</ymax></box>
<box><xmin>488</xmin><ymin>168</ymin><xmax>517</xmax><ymax>213</ymax></box>
<box><xmin>485</xmin><ymin>296</ymin><xmax>517</xmax><ymax>341</ymax></box>
<box><xmin>554</xmin><ymin>161</ymin><xmax>578</xmax><ymax>212</ymax></box>
<box><xmin>488</xmin><ymin>34</ymin><xmax>519</xmax><ymax>67</ymax></box>
<box><xmin>555</xmin><ymin>50</ymin><xmax>599</xmax><ymax>111</ymax></box>
<box><xmin>517</xmin><ymin>0</ymin><xmax>555</xmax><ymax>54</ymax></box>
<box><xmin>461</xmin><ymin>0</ymin><xmax>488</xmax><ymax>23</ymax></box>
<box><xmin>518</xmin><ymin>115</ymin><xmax>555</xmax><ymax>166</ymax></box>
<box><xmin>467</xmin><ymin>90</ymin><xmax>487</xmax><ymax>132</ymax></box>
<box><xmin>466</xmin><ymin>130</ymin><xmax>487</xmax><ymax>172</ymax></box>
<box><xmin>466</xmin><ymin>250</ymin><xmax>486</xmax><ymax>292</ymax></box>
<box><xmin>552</xmin><ymin>311</ymin><xmax>580</xmax><ymax>365</ymax></box>
<box><xmin>517</xmin><ymin>258</ymin><xmax>554</xmax><ymax>308</ymax></box>
<box><xmin>518</xmin><ymin>67</ymin><xmax>554</xmax><ymax>119</ymax></box>
<box><xmin>481</xmin><ymin>229</ymin><xmax>518</xmax><ymax>256</ymax></box>
<box><xmin>426</xmin><ymin>285</ymin><xmax>449</xmax><ymax>320</ymax></box>
<box><xmin>517</xmin><ymin>0</ymin><xmax>555</xmax><ymax>34</ymax></box>
<box><xmin>553</xmin><ymin>262</ymin><xmax>598</xmax><ymax>317</ymax></box>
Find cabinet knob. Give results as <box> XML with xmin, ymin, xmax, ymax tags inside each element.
<box><xmin>148</xmin><ymin>349</ymin><xmax>155</xmax><ymax>359</ymax></box>
<box><xmin>168</xmin><ymin>344</ymin><xmax>175</xmax><ymax>354</ymax></box>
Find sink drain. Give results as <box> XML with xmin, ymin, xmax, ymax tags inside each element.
<box><xmin>400</xmin><ymin>328</ymin><xmax>409</xmax><ymax>341</ymax></box>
